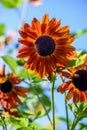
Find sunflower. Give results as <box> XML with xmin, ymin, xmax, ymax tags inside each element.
<box><xmin>57</xmin><ymin>54</ymin><xmax>87</xmax><ymax>103</ymax></box>
<box><xmin>17</xmin><ymin>14</ymin><xmax>75</xmax><ymax>77</ymax></box>
<box><xmin>0</xmin><ymin>65</ymin><xmax>28</xmax><ymax>112</ymax></box>
<box><xmin>26</xmin><ymin>0</ymin><xmax>42</xmax><ymax>5</ymax></box>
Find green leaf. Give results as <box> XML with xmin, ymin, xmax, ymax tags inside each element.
<box><xmin>79</xmin><ymin>123</ymin><xmax>87</xmax><ymax>130</ymax></box>
<box><xmin>75</xmin><ymin>29</ymin><xmax>87</xmax><ymax>37</ymax></box>
<box><xmin>68</xmin><ymin>103</ymin><xmax>78</xmax><ymax>116</ymax></box>
<box><xmin>7</xmin><ymin>48</ymin><xmax>13</xmax><ymax>53</ymax></box>
<box><xmin>17</xmin><ymin>68</ymin><xmax>30</xmax><ymax>79</ymax></box>
<box><xmin>75</xmin><ymin>59</ymin><xmax>84</xmax><ymax>67</ymax></box>
<box><xmin>58</xmin><ymin>117</ymin><xmax>72</xmax><ymax>126</ymax></box>
<box><xmin>17</xmin><ymin>127</ymin><xmax>30</xmax><ymax>130</ymax></box>
<box><xmin>41</xmin><ymin>95</ymin><xmax>51</xmax><ymax>107</ymax></box>
<box><xmin>1</xmin><ymin>55</ymin><xmax>18</xmax><ymax>74</ymax></box>
<box><xmin>68</xmin><ymin>103</ymin><xmax>87</xmax><ymax>119</ymax></box>
<box><xmin>16</xmin><ymin>123</ymin><xmax>39</xmax><ymax>130</ymax></box>
<box><xmin>0</xmin><ymin>24</ymin><xmax>6</xmax><ymax>36</ymax></box>
<box><xmin>1</xmin><ymin>0</ymin><xmax>23</xmax><ymax>8</ymax></box>
<box><xmin>32</xmin><ymin>76</ymin><xmax>45</xmax><ymax>83</ymax></box>
<box><xmin>9</xmin><ymin>116</ymin><xmax>29</xmax><ymax>129</ymax></box>
<box><xmin>0</xmin><ymin>120</ymin><xmax>3</xmax><ymax>126</ymax></box>
<box><xmin>18</xmin><ymin>96</ymin><xmax>39</xmax><ymax>117</ymax></box>
<box><xmin>35</xmin><ymin>110</ymin><xmax>46</xmax><ymax>118</ymax></box>
<box><xmin>67</xmin><ymin>59</ymin><xmax>84</xmax><ymax>68</ymax></box>
<box><xmin>17</xmin><ymin>59</ymin><xmax>25</xmax><ymax>66</ymax></box>
<box><xmin>76</xmin><ymin>50</ymin><xmax>87</xmax><ymax>58</ymax></box>
<box><xmin>28</xmin><ymin>122</ymin><xmax>39</xmax><ymax>130</ymax></box>
<box><xmin>31</xmin><ymin>84</ymin><xmax>43</xmax><ymax>94</ymax></box>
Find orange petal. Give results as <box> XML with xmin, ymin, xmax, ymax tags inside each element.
<box><xmin>57</xmin><ymin>81</ymin><xmax>71</xmax><ymax>93</ymax></box>
<box><xmin>79</xmin><ymin>92</ymin><xmax>85</xmax><ymax>102</ymax></box>
<box><xmin>58</xmin><ymin>26</ymin><xmax>69</xmax><ymax>34</ymax></box>
<box><xmin>0</xmin><ymin>65</ymin><xmax>5</xmax><ymax>76</ymax></box>
<box><xmin>15</xmin><ymin>86</ymin><xmax>28</xmax><ymax>92</ymax></box>
<box><xmin>18</xmin><ymin>38</ymin><xmax>34</xmax><ymax>46</ymax></box>
<box><xmin>59</xmin><ymin>71</ymin><xmax>71</xmax><ymax>78</ymax></box>
<box><xmin>66</xmin><ymin>87</ymin><xmax>74</xmax><ymax>100</ymax></box>
<box><xmin>32</xmin><ymin>18</ymin><xmax>41</xmax><ymax>35</ymax></box>
<box><xmin>73</xmin><ymin>90</ymin><xmax>79</xmax><ymax>103</ymax></box>
<box><xmin>42</xmin><ymin>14</ymin><xmax>49</xmax><ymax>24</ymax></box>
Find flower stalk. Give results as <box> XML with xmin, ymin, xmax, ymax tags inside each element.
<box><xmin>24</xmin><ymin>80</ymin><xmax>52</xmax><ymax>126</ymax></box>
<box><xmin>64</xmin><ymin>92</ymin><xmax>69</xmax><ymax>130</ymax></box>
<box><xmin>70</xmin><ymin>117</ymin><xmax>81</xmax><ymax>130</ymax></box>
<box><xmin>1</xmin><ymin>116</ymin><xmax>7</xmax><ymax>130</ymax></box>
<box><xmin>50</xmin><ymin>75</ymin><xmax>56</xmax><ymax>130</ymax></box>
<box><xmin>61</xmin><ymin>77</ymin><xmax>69</xmax><ymax>130</ymax></box>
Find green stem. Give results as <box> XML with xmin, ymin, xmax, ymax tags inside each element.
<box><xmin>64</xmin><ymin>92</ymin><xmax>69</xmax><ymax>130</ymax></box>
<box><xmin>71</xmin><ymin>118</ymin><xmax>80</xmax><ymax>130</ymax></box>
<box><xmin>24</xmin><ymin>81</ymin><xmax>52</xmax><ymax>126</ymax></box>
<box><xmin>1</xmin><ymin>116</ymin><xmax>7</xmax><ymax>130</ymax></box>
<box><xmin>61</xmin><ymin>77</ymin><xmax>69</xmax><ymax>130</ymax></box>
<box><xmin>31</xmin><ymin>86</ymin><xmax>52</xmax><ymax>126</ymax></box>
<box><xmin>50</xmin><ymin>77</ymin><xmax>55</xmax><ymax>130</ymax></box>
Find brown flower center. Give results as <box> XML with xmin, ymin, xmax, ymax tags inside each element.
<box><xmin>72</xmin><ymin>69</ymin><xmax>87</xmax><ymax>91</ymax></box>
<box><xmin>0</xmin><ymin>80</ymin><xmax>13</xmax><ymax>93</ymax></box>
<box><xmin>35</xmin><ymin>35</ymin><xmax>55</xmax><ymax>56</ymax></box>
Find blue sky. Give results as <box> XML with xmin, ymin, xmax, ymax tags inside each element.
<box><xmin>0</xmin><ymin>0</ymin><xmax>87</xmax><ymax>129</ymax></box>
<box><xmin>0</xmin><ymin>0</ymin><xmax>87</xmax><ymax>50</ymax></box>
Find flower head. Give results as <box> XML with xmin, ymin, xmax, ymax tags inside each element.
<box><xmin>0</xmin><ymin>66</ymin><xmax>28</xmax><ymax>112</ymax></box>
<box><xmin>17</xmin><ymin>14</ymin><xmax>75</xmax><ymax>77</ymax></box>
<box><xmin>57</xmin><ymin>54</ymin><xmax>87</xmax><ymax>103</ymax></box>
<box><xmin>26</xmin><ymin>0</ymin><xmax>42</xmax><ymax>6</ymax></box>
<box><xmin>5</xmin><ymin>30</ymin><xmax>16</xmax><ymax>45</ymax></box>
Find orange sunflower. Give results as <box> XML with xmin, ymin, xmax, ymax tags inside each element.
<box><xmin>26</xmin><ymin>0</ymin><xmax>42</xmax><ymax>5</ymax></box>
<box><xmin>0</xmin><ymin>65</ymin><xmax>28</xmax><ymax>112</ymax></box>
<box><xmin>17</xmin><ymin>14</ymin><xmax>75</xmax><ymax>77</ymax></box>
<box><xmin>57</xmin><ymin>54</ymin><xmax>87</xmax><ymax>103</ymax></box>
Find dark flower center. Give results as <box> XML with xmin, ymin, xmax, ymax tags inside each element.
<box><xmin>35</xmin><ymin>36</ymin><xmax>55</xmax><ymax>56</ymax></box>
<box><xmin>72</xmin><ymin>69</ymin><xmax>87</xmax><ymax>91</ymax></box>
<box><xmin>0</xmin><ymin>80</ymin><xmax>13</xmax><ymax>93</ymax></box>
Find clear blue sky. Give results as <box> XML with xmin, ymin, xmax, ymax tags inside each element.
<box><xmin>0</xmin><ymin>0</ymin><xmax>87</xmax><ymax>129</ymax></box>
<box><xmin>0</xmin><ymin>0</ymin><xmax>87</xmax><ymax>50</ymax></box>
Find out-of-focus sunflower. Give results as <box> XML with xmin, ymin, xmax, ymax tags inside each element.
<box><xmin>26</xmin><ymin>0</ymin><xmax>42</xmax><ymax>5</ymax></box>
<box><xmin>0</xmin><ymin>65</ymin><xmax>28</xmax><ymax>112</ymax></box>
<box><xmin>17</xmin><ymin>14</ymin><xmax>75</xmax><ymax>77</ymax></box>
<box><xmin>57</xmin><ymin>54</ymin><xmax>87</xmax><ymax>103</ymax></box>
<box><xmin>5</xmin><ymin>30</ymin><xmax>16</xmax><ymax>45</ymax></box>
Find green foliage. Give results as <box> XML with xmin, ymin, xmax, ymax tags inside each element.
<box><xmin>20</xmin><ymin>123</ymin><xmax>39</xmax><ymax>130</ymax></box>
<box><xmin>1</xmin><ymin>0</ymin><xmax>23</xmax><ymax>8</ymax></box>
<box><xmin>9</xmin><ymin>116</ymin><xmax>29</xmax><ymax>129</ymax></box>
<box><xmin>0</xmin><ymin>24</ymin><xmax>6</xmax><ymax>36</ymax></box>
<box><xmin>17</xmin><ymin>68</ymin><xmax>30</xmax><ymax>79</ymax></box>
<box><xmin>58</xmin><ymin>117</ymin><xmax>72</xmax><ymax>126</ymax></box>
<box><xmin>75</xmin><ymin>29</ymin><xmax>87</xmax><ymax>37</ymax></box>
<box><xmin>41</xmin><ymin>95</ymin><xmax>51</xmax><ymax>107</ymax></box>
<box><xmin>79</xmin><ymin>123</ymin><xmax>87</xmax><ymax>130</ymax></box>
<box><xmin>67</xmin><ymin>58</ymin><xmax>84</xmax><ymax>68</ymax></box>
<box><xmin>28</xmin><ymin>123</ymin><xmax>39</xmax><ymax>130</ymax></box>
<box><xmin>18</xmin><ymin>93</ymin><xmax>51</xmax><ymax>120</ymax></box>
<box><xmin>1</xmin><ymin>56</ymin><xmax>46</xmax><ymax>81</ymax></box>
<box><xmin>17</xmin><ymin>127</ymin><xmax>30</xmax><ymax>130</ymax></box>
<box><xmin>32</xmin><ymin>76</ymin><xmax>46</xmax><ymax>83</ymax></box>
<box><xmin>17</xmin><ymin>123</ymin><xmax>39</xmax><ymax>130</ymax></box>
<box><xmin>0</xmin><ymin>119</ymin><xmax>3</xmax><ymax>126</ymax></box>
<box><xmin>76</xmin><ymin>50</ymin><xmax>87</xmax><ymax>58</ymax></box>
<box><xmin>2</xmin><ymin>55</ymin><xmax>18</xmax><ymax>73</ymax></box>
<box><xmin>29</xmin><ymin>84</ymin><xmax>44</xmax><ymax>96</ymax></box>
<box><xmin>68</xmin><ymin>103</ymin><xmax>87</xmax><ymax>119</ymax></box>
<box><xmin>17</xmin><ymin>59</ymin><xmax>26</xmax><ymax>66</ymax></box>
